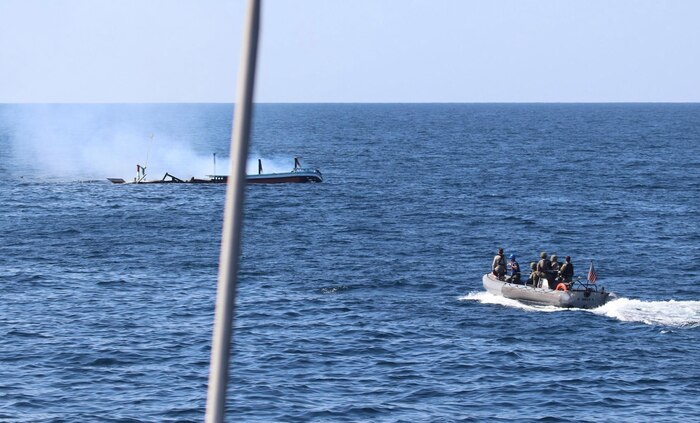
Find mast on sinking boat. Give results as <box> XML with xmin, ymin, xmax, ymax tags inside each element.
<box><xmin>205</xmin><ymin>0</ymin><xmax>260</xmax><ymax>421</ymax></box>
<box><xmin>134</xmin><ymin>133</ymin><xmax>154</xmax><ymax>183</ymax></box>
<box><xmin>135</xmin><ymin>164</ymin><xmax>146</xmax><ymax>183</ymax></box>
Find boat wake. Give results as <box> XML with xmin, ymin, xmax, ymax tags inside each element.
<box><xmin>586</xmin><ymin>297</ymin><xmax>700</xmax><ymax>328</ymax></box>
<box><xmin>461</xmin><ymin>292</ymin><xmax>700</xmax><ymax>328</ymax></box>
<box><xmin>460</xmin><ymin>291</ymin><xmax>561</xmax><ymax>313</ymax></box>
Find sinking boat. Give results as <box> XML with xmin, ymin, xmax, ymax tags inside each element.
<box><xmin>107</xmin><ymin>157</ymin><xmax>323</xmax><ymax>184</ymax></box>
<box><xmin>482</xmin><ymin>273</ymin><xmax>614</xmax><ymax>309</ymax></box>
<box><xmin>246</xmin><ymin>157</ymin><xmax>323</xmax><ymax>184</ymax></box>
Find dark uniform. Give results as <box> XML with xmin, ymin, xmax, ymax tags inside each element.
<box><xmin>506</xmin><ymin>255</ymin><xmax>521</xmax><ymax>284</ymax></box>
<box><xmin>560</xmin><ymin>256</ymin><xmax>574</xmax><ymax>284</ymax></box>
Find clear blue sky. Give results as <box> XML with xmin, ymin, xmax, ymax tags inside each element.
<box><xmin>1</xmin><ymin>0</ymin><xmax>699</xmax><ymax>102</ymax></box>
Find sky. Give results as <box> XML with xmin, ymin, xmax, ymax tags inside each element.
<box><xmin>1</xmin><ymin>0</ymin><xmax>699</xmax><ymax>103</ymax></box>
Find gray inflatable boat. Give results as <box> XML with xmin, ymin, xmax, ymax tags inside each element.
<box><xmin>482</xmin><ymin>273</ymin><xmax>614</xmax><ymax>309</ymax></box>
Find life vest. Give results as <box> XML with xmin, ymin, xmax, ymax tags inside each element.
<box><xmin>510</xmin><ymin>260</ymin><xmax>521</xmax><ymax>275</ymax></box>
<box><xmin>493</xmin><ymin>254</ymin><xmax>505</xmax><ymax>270</ymax></box>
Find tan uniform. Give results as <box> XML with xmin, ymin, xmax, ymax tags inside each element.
<box><xmin>527</xmin><ymin>270</ymin><xmax>540</xmax><ymax>286</ymax></box>
<box><xmin>551</xmin><ymin>260</ymin><xmax>561</xmax><ymax>273</ymax></box>
<box><xmin>492</xmin><ymin>254</ymin><xmax>506</xmax><ymax>278</ymax></box>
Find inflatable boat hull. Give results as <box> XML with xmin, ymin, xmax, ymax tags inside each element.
<box><xmin>482</xmin><ymin>273</ymin><xmax>612</xmax><ymax>309</ymax></box>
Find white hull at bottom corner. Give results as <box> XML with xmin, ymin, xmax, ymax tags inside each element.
<box><xmin>482</xmin><ymin>273</ymin><xmax>614</xmax><ymax>309</ymax></box>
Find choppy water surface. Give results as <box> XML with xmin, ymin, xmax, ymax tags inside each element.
<box><xmin>1</xmin><ymin>104</ymin><xmax>699</xmax><ymax>422</ymax></box>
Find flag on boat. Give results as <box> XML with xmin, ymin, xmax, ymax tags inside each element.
<box><xmin>587</xmin><ymin>261</ymin><xmax>597</xmax><ymax>284</ymax></box>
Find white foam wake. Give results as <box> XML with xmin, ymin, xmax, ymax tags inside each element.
<box><xmin>586</xmin><ymin>297</ymin><xmax>700</xmax><ymax>328</ymax></box>
<box><xmin>459</xmin><ymin>291</ymin><xmax>561</xmax><ymax>313</ymax></box>
<box><xmin>461</xmin><ymin>291</ymin><xmax>700</xmax><ymax>328</ymax></box>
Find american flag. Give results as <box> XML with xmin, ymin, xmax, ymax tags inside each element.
<box><xmin>587</xmin><ymin>261</ymin><xmax>597</xmax><ymax>284</ymax></box>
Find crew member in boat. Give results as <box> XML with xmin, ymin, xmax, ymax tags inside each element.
<box><xmin>545</xmin><ymin>256</ymin><xmax>559</xmax><ymax>289</ymax></box>
<box><xmin>492</xmin><ymin>248</ymin><xmax>506</xmax><ymax>280</ymax></box>
<box><xmin>558</xmin><ymin>256</ymin><xmax>574</xmax><ymax>287</ymax></box>
<box><xmin>526</xmin><ymin>262</ymin><xmax>539</xmax><ymax>286</ymax></box>
<box><xmin>505</xmin><ymin>254</ymin><xmax>521</xmax><ymax>284</ymax></box>
<box><xmin>550</xmin><ymin>254</ymin><xmax>561</xmax><ymax>275</ymax></box>
<box><xmin>536</xmin><ymin>251</ymin><xmax>553</xmax><ymax>289</ymax></box>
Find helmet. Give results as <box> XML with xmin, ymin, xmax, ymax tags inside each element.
<box><xmin>551</xmin><ymin>254</ymin><xmax>558</xmax><ymax>261</ymax></box>
<box><xmin>509</xmin><ymin>254</ymin><xmax>516</xmax><ymax>259</ymax></box>
<box><xmin>540</xmin><ymin>252</ymin><xmax>547</xmax><ymax>259</ymax></box>
<box><xmin>530</xmin><ymin>262</ymin><xmax>536</xmax><ymax>269</ymax></box>
<box><xmin>565</xmin><ymin>256</ymin><xmax>571</xmax><ymax>262</ymax></box>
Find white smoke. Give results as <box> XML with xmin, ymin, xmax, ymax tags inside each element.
<box><xmin>6</xmin><ymin>105</ymin><xmax>299</xmax><ymax>181</ymax></box>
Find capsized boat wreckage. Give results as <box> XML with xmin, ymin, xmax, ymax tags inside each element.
<box><xmin>482</xmin><ymin>273</ymin><xmax>615</xmax><ymax>309</ymax></box>
<box><xmin>107</xmin><ymin>157</ymin><xmax>323</xmax><ymax>185</ymax></box>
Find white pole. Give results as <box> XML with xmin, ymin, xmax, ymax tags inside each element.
<box><xmin>205</xmin><ymin>0</ymin><xmax>260</xmax><ymax>421</ymax></box>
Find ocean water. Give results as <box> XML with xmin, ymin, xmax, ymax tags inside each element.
<box><xmin>1</xmin><ymin>103</ymin><xmax>699</xmax><ymax>422</ymax></box>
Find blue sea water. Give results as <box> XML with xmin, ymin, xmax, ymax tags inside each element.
<box><xmin>1</xmin><ymin>103</ymin><xmax>699</xmax><ymax>422</ymax></box>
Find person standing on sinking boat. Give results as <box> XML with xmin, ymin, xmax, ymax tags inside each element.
<box><xmin>492</xmin><ymin>248</ymin><xmax>506</xmax><ymax>280</ymax></box>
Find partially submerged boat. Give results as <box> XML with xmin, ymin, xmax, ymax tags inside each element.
<box><xmin>482</xmin><ymin>273</ymin><xmax>614</xmax><ymax>309</ymax></box>
<box><xmin>107</xmin><ymin>157</ymin><xmax>323</xmax><ymax>185</ymax></box>
<box><xmin>246</xmin><ymin>157</ymin><xmax>323</xmax><ymax>184</ymax></box>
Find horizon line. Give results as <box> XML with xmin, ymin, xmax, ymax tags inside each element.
<box><xmin>2</xmin><ymin>101</ymin><xmax>700</xmax><ymax>105</ymax></box>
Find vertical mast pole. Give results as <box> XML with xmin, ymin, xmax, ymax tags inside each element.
<box><xmin>205</xmin><ymin>0</ymin><xmax>261</xmax><ymax>421</ymax></box>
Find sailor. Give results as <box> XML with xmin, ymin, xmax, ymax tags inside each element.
<box><xmin>526</xmin><ymin>262</ymin><xmax>539</xmax><ymax>286</ymax></box>
<box><xmin>505</xmin><ymin>254</ymin><xmax>521</xmax><ymax>284</ymax></box>
<box><xmin>548</xmin><ymin>254</ymin><xmax>562</xmax><ymax>289</ymax></box>
<box><xmin>492</xmin><ymin>248</ymin><xmax>506</xmax><ymax>280</ymax></box>
<box><xmin>550</xmin><ymin>254</ymin><xmax>561</xmax><ymax>274</ymax></box>
<box><xmin>536</xmin><ymin>251</ymin><xmax>552</xmax><ymax>289</ymax></box>
<box><xmin>559</xmin><ymin>256</ymin><xmax>574</xmax><ymax>286</ymax></box>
